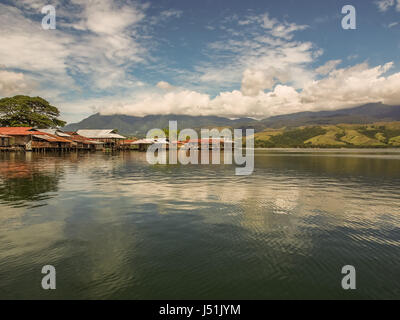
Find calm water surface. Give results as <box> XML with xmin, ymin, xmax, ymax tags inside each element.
<box><xmin>0</xmin><ymin>150</ymin><xmax>400</xmax><ymax>299</ymax></box>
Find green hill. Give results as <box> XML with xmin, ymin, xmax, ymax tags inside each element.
<box><xmin>253</xmin><ymin>122</ymin><xmax>400</xmax><ymax>148</ymax></box>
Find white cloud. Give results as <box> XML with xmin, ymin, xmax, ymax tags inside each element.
<box><xmin>99</xmin><ymin>89</ymin><xmax>211</xmax><ymax>117</ymax></box>
<box><xmin>315</xmin><ymin>60</ymin><xmax>342</xmax><ymax>75</ymax></box>
<box><xmin>0</xmin><ymin>70</ymin><xmax>36</xmax><ymax>96</ymax></box>
<box><xmin>241</xmin><ymin>67</ymin><xmax>290</xmax><ymax>96</ymax></box>
<box><xmin>238</xmin><ymin>13</ymin><xmax>308</xmax><ymax>40</ymax></box>
<box><xmin>0</xmin><ymin>1</ymin><xmax>152</xmax><ymax>99</ymax></box>
<box><xmin>376</xmin><ymin>0</ymin><xmax>395</xmax><ymax>11</ymax></box>
<box><xmin>0</xmin><ymin>5</ymin><xmax>71</xmax><ymax>75</ymax></box>
<box><xmin>190</xmin><ymin>13</ymin><xmax>314</xmax><ymax>94</ymax></box>
<box><xmin>160</xmin><ymin>9</ymin><xmax>183</xmax><ymax>19</ymax></box>
<box><xmin>95</xmin><ymin>61</ymin><xmax>400</xmax><ymax>119</ymax></box>
<box><xmin>347</xmin><ymin>54</ymin><xmax>359</xmax><ymax>60</ymax></box>
<box><xmin>156</xmin><ymin>81</ymin><xmax>175</xmax><ymax>90</ymax></box>
<box><xmin>300</xmin><ymin>62</ymin><xmax>400</xmax><ymax>108</ymax></box>
<box><xmin>74</xmin><ymin>0</ymin><xmax>145</xmax><ymax>35</ymax></box>
<box><xmin>0</xmin><ymin>0</ymin><xmax>185</xmax><ymax>122</ymax></box>
<box><xmin>375</xmin><ymin>0</ymin><xmax>400</xmax><ymax>11</ymax></box>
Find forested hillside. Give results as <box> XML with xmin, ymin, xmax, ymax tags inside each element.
<box><xmin>253</xmin><ymin>122</ymin><xmax>400</xmax><ymax>148</ymax></box>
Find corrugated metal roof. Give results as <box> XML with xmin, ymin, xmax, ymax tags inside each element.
<box><xmin>77</xmin><ymin>129</ymin><xmax>126</xmax><ymax>139</ymax></box>
<box><xmin>33</xmin><ymin>133</ymin><xmax>72</xmax><ymax>143</ymax></box>
<box><xmin>131</xmin><ymin>139</ymin><xmax>154</xmax><ymax>145</ymax></box>
<box><xmin>131</xmin><ymin>138</ymin><xmax>169</xmax><ymax>145</ymax></box>
<box><xmin>65</xmin><ymin>134</ymin><xmax>104</xmax><ymax>144</ymax></box>
<box><xmin>0</xmin><ymin>127</ymin><xmax>44</xmax><ymax>135</ymax></box>
<box><xmin>39</xmin><ymin>129</ymin><xmax>71</xmax><ymax>137</ymax></box>
<box><xmin>37</xmin><ymin>129</ymin><xmax>57</xmax><ymax>135</ymax></box>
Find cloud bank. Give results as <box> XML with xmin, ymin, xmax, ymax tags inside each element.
<box><xmin>97</xmin><ymin>61</ymin><xmax>400</xmax><ymax>119</ymax></box>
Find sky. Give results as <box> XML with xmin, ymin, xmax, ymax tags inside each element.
<box><xmin>0</xmin><ymin>0</ymin><xmax>400</xmax><ymax>123</ymax></box>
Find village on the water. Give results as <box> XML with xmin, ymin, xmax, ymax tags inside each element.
<box><xmin>0</xmin><ymin>127</ymin><xmax>232</xmax><ymax>152</ymax></box>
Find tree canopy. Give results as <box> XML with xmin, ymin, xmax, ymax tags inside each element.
<box><xmin>0</xmin><ymin>95</ymin><xmax>66</xmax><ymax>128</ymax></box>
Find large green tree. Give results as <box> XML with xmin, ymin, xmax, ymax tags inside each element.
<box><xmin>0</xmin><ymin>95</ymin><xmax>66</xmax><ymax>128</ymax></box>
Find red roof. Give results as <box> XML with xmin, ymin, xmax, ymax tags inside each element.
<box><xmin>0</xmin><ymin>127</ymin><xmax>44</xmax><ymax>136</ymax></box>
<box><xmin>63</xmin><ymin>134</ymin><xmax>99</xmax><ymax>144</ymax></box>
<box><xmin>33</xmin><ymin>132</ymin><xmax>72</xmax><ymax>143</ymax></box>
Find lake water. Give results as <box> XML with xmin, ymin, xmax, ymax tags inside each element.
<box><xmin>0</xmin><ymin>150</ymin><xmax>400</xmax><ymax>299</ymax></box>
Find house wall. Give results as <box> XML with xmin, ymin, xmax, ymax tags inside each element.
<box><xmin>32</xmin><ymin>141</ymin><xmax>52</xmax><ymax>148</ymax></box>
<box><xmin>12</xmin><ymin>135</ymin><xmax>31</xmax><ymax>146</ymax></box>
<box><xmin>32</xmin><ymin>138</ymin><xmax>71</xmax><ymax>149</ymax></box>
<box><xmin>0</xmin><ymin>137</ymin><xmax>11</xmax><ymax>146</ymax></box>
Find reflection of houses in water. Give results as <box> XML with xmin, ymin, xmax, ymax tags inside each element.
<box><xmin>0</xmin><ymin>154</ymin><xmax>64</xmax><ymax>203</ymax></box>
<box><xmin>0</xmin><ymin>161</ymin><xmax>35</xmax><ymax>179</ymax></box>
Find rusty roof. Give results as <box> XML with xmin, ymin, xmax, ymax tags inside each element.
<box><xmin>38</xmin><ymin>128</ymin><xmax>71</xmax><ymax>137</ymax></box>
<box><xmin>33</xmin><ymin>132</ymin><xmax>72</xmax><ymax>143</ymax></box>
<box><xmin>63</xmin><ymin>134</ymin><xmax>103</xmax><ymax>144</ymax></box>
<box><xmin>0</xmin><ymin>127</ymin><xmax>45</xmax><ymax>135</ymax></box>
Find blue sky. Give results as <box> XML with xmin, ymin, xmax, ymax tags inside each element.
<box><xmin>0</xmin><ymin>0</ymin><xmax>399</xmax><ymax>123</ymax></box>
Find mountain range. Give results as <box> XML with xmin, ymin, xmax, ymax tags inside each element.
<box><xmin>64</xmin><ymin>103</ymin><xmax>400</xmax><ymax>137</ymax></box>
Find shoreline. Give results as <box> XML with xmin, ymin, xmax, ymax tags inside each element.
<box><xmin>252</xmin><ymin>147</ymin><xmax>400</xmax><ymax>153</ymax></box>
